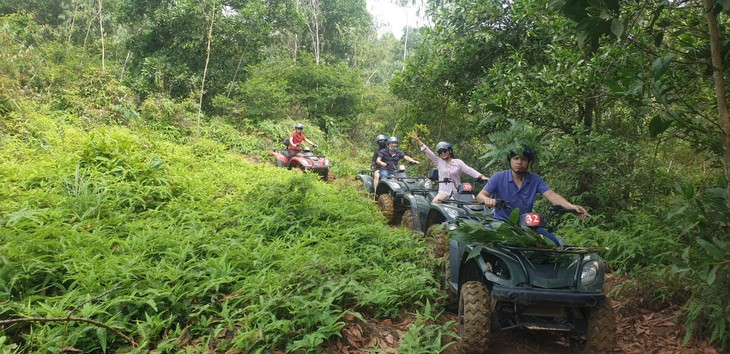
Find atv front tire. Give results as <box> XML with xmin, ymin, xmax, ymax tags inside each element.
<box><xmin>400</xmin><ymin>209</ymin><xmax>414</xmax><ymax>230</ymax></box>
<box><xmin>458</xmin><ymin>281</ymin><xmax>491</xmax><ymax>353</ymax></box>
<box><xmin>425</xmin><ymin>224</ymin><xmax>447</xmax><ymax>259</ymax></box>
<box><xmin>377</xmin><ymin>193</ymin><xmax>396</xmax><ymax>224</ymax></box>
<box><xmin>325</xmin><ymin>169</ymin><xmax>335</xmax><ymax>182</ymax></box>
<box><xmin>569</xmin><ymin>299</ymin><xmax>617</xmax><ymax>354</ymax></box>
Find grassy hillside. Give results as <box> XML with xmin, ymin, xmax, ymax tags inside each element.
<box><xmin>0</xmin><ymin>106</ymin><xmax>440</xmax><ymax>352</ymax></box>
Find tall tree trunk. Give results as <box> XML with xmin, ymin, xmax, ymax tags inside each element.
<box><xmin>227</xmin><ymin>53</ymin><xmax>246</xmax><ymax>98</ymax></box>
<box><xmin>704</xmin><ymin>0</ymin><xmax>730</xmax><ymax>203</ymax></box>
<box><xmin>198</xmin><ymin>0</ymin><xmax>216</xmax><ymax>138</ymax></box>
<box><xmin>119</xmin><ymin>51</ymin><xmax>131</xmax><ymax>81</ymax></box>
<box><xmin>309</xmin><ymin>0</ymin><xmax>320</xmax><ymax>65</ymax></box>
<box><xmin>66</xmin><ymin>1</ymin><xmax>79</xmax><ymax>43</ymax></box>
<box><xmin>300</xmin><ymin>0</ymin><xmax>320</xmax><ymax>65</ymax></box>
<box><xmin>293</xmin><ymin>33</ymin><xmax>298</xmax><ymax>63</ymax></box>
<box><xmin>402</xmin><ymin>12</ymin><xmax>409</xmax><ymax>63</ymax></box>
<box><xmin>98</xmin><ymin>0</ymin><xmax>105</xmax><ymax>70</ymax></box>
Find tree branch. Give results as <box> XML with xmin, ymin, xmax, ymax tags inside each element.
<box><xmin>0</xmin><ymin>317</ymin><xmax>138</xmax><ymax>347</ymax></box>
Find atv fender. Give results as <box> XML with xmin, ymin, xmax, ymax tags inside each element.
<box><xmin>356</xmin><ymin>174</ymin><xmax>374</xmax><ymax>194</ymax></box>
<box><xmin>428</xmin><ymin>204</ymin><xmax>462</xmax><ymax>224</ymax></box>
<box><xmin>269</xmin><ymin>151</ymin><xmax>289</xmax><ymax>167</ymax></box>
<box><xmin>448</xmin><ymin>241</ymin><xmax>524</xmax><ymax>293</ymax></box>
<box><xmin>288</xmin><ymin>156</ymin><xmax>309</xmax><ymax>170</ymax></box>
<box><xmin>377</xmin><ymin>178</ymin><xmax>404</xmax><ymax>197</ymax></box>
<box><xmin>402</xmin><ymin>193</ymin><xmax>430</xmax><ymax>233</ymax></box>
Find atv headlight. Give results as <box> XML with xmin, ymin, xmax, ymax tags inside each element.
<box><xmin>580</xmin><ymin>261</ymin><xmax>599</xmax><ymax>286</ymax></box>
<box><xmin>423</xmin><ymin>180</ymin><xmax>433</xmax><ymax>189</ymax></box>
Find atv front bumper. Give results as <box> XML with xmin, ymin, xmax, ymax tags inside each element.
<box><xmin>491</xmin><ymin>285</ymin><xmax>605</xmax><ymax>307</ymax></box>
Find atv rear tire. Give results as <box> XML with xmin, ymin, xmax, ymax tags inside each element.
<box><xmin>569</xmin><ymin>299</ymin><xmax>617</xmax><ymax>354</ymax></box>
<box><xmin>458</xmin><ymin>281</ymin><xmax>491</xmax><ymax>353</ymax></box>
<box><xmin>377</xmin><ymin>193</ymin><xmax>396</xmax><ymax>224</ymax></box>
<box><xmin>441</xmin><ymin>253</ymin><xmax>457</xmax><ymax>309</ymax></box>
<box><xmin>425</xmin><ymin>224</ymin><xmax>447</xmax><ymax>259</ymax></box>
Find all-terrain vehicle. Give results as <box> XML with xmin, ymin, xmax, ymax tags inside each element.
<box><xmin>400</xmin><ymin>173</ymin><xmax>489</xmax><ymax>257</ymax></box>
<box><xmin>269</xmin><ymin>146</ymin><xmax>334</xmax><ymax>182</ymax></box>
<box><xmin>356</xmin><ymin>164</ymin><xmax>434</xmax><ymax>224</ymax></box>
<box><xmin>441</xmin><ymin>204</ymin><xmax>617</xmax><ymax>353</ymax></box>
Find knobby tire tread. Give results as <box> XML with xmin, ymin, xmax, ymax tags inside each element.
<box><xmin>459</xmin><ymin>281</ymin><xmax>491</xmax><ymax>353</ymax></box>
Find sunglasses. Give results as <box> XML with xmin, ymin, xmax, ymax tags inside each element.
<box><xmin>437</xmin><ymin>149</ymin><xmax>449</xmax><ymax>154</ymax></box>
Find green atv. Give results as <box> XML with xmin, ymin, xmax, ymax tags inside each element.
<box><xmin>442</xmin><ymin>205</ymin><xmax>617</xmax><ymax>353</ymax></box>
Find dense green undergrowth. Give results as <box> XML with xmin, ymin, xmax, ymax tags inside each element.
<box><xmin>0</xmin><ymin>114</ymin><xmax>438</xmax><ymax>352</ymax></box>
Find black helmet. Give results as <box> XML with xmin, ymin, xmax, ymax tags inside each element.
<box><xmin>375</xmin><ymin>134</ymin><xmax>387</xmax><ymax>143</ymax></box>
<box><xmin>387</xmin><ymin>136</ymin><xmax>400</xmax><ymax>144</ymax></box>
<box><xmin>434</xmin><ymin>141</ymin><xmax>452</xmax><ymax>153</ymax></box>
<box><xmin>295</xmin><ymin>123</ymin><xmax>304</xmax><ymax>130</ymax></box>
<box><xmin>509</xmin><ymin>145</ymin><xmax>536</xmax><ymax>162</ymax></box>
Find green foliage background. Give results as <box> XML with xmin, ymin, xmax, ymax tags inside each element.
<box><xmin>1</xmin><ymin>0</ymin><xmax>730</xmax><ymax>350</ymax></box>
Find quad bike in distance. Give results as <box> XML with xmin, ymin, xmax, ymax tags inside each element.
<box><xmin>356</xmin><ymin>163</ymin><xmax>434</xmax><ymax>224</ymax></box>
<box><xmin>269</xmin><ymin>147</ymin><xmax>335</xmax><ymax>182</ymax></box>
<box><xmin>442</xmin><ymin>204</ymin><xmax>617</xmax><ymax>353</ymax></box>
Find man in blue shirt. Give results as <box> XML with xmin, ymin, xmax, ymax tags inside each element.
<box><xmin>476</xmin><ymin>146</ymin><xmax>586</xmax><ymax>244</ymax></box>
<box><xmin>373</xmin><ymin>136</ymin><xmax>419</xmax><ymax>193</ymax></box>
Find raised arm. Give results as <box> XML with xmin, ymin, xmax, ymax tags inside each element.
<box><xmin>304</xmin><ymin>137</ymin><xmax>317</xmax><ymax>148</ymax></box>
<box><xmin>412</xmin><ymin>131</ymin><xmax>439</xmax><ymax>163</ymax></box>
<box><xmin>458</xmin><ymin>161</ymin><xmax>488</xmax><ymax>181</ymax></box>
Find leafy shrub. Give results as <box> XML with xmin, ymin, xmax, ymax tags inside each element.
<box><xmin>398</xmin><ymin>301</ymin><xmax>457</xmax><ymax>353</ymax></box>
<box><xmin>212</xmin><ymin>60</ymin><xmax>292</xmax><ymax>124</ymax></box>
<box><xmin>666</xmin><ymin>184</ymin><xmax>730</xmax><ymax>350</ymax></box>
<box><xmin>545</xmin><ymin>129</ymin><xmax>674</xmax><ymax>219</ymax></box>
<box><xmin>139</xmin><ymin>95</ymin><xmax>197</xmax><ymax>138</ymax></box>
<box><xmin>562</xmin><ymin>211</ymin><xmax>679</xmax><ymax>273</ymax></box>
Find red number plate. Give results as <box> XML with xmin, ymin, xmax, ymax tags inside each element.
<box><xmin>524</xmin><ymin>213</ymin><xmax>541</xmax><ymax>227</ymax></box>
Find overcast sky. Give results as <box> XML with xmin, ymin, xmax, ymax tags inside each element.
<box><xmin>366</xmin><ymin>0</ymin><xmax>427</xmax><ymax>39</ymax></box>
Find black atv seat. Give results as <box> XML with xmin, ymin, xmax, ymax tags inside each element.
<box><xmin>429</xmin><ymin>168</ymin><xmax>439</xmax><ymax>181</ymax></box>
<box><xmin>457</xmin><ymin>183</ymin><xmax>474</xmax><ymax>194</ymax></box>
<box><xmin>451</xmin><ymin>193</ymin><xmax>477</xmax><ymax>203</ymax></box>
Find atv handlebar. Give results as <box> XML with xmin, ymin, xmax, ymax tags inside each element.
<box><xmin>548</xmin><ymin>205</ymin><xmax>581</xmax><ymax>215</ymax></box>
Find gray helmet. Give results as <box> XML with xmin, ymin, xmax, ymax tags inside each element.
<box><xmin>387</xmin><ymin>136</ymin><xmax>400</xmax><ymax>144</ymax></box>
<box><xmin>295</xmin><ymin>123</ymin><xmax>304</xmax><ymax>130</ymax></box>
<box><xmin>434</xmin><ymin>141</ymin><xmax>452</xmax><ymax>153</ymax></box>
<box><xmin>375</xmin><ymin>134</ymin><xmax>387</xmax><ymax>143</ymax></box>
